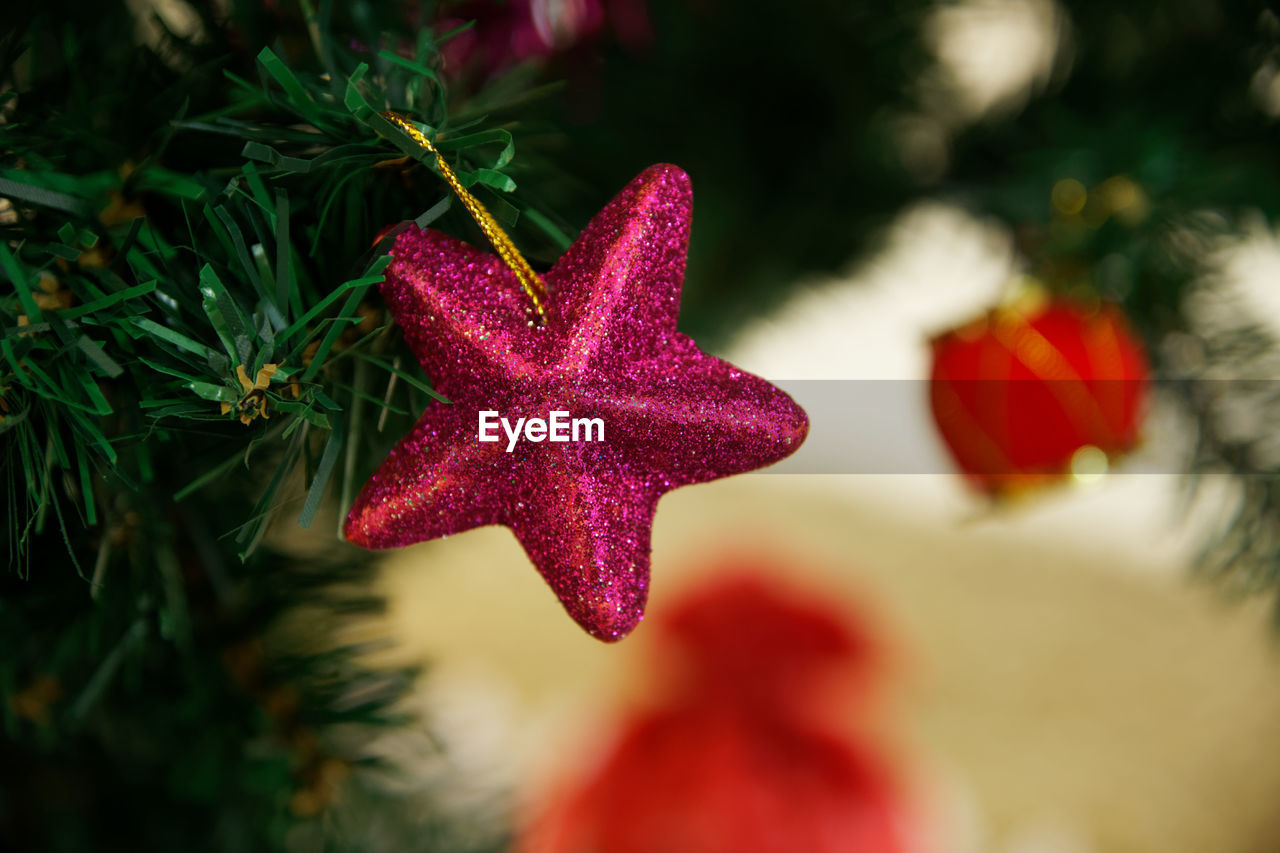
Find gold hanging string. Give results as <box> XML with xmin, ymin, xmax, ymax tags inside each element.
<box><xmin>380</xmin><ymin>111</ymin><xmax>548</xmax><ymax>322</ymax></box>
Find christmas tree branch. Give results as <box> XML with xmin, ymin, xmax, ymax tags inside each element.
<box><xmin>1</xmin><ymin>3</ymin><xmax>565</xmax><ymax>567</ymax></box>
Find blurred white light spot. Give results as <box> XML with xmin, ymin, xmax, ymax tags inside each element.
<box><xmin>1199</xmin><ymin>220</ymin><xmax>1280</xmax><ymax>345</ymax></box>
<box><xmin>728</xmin><ymin>201</ymin><xmax>1016</xmax><ymax>381</ymax></box>
<box><xmin>125</xmin><ymin>0</ymin><xmax>205</xmax><ymax>68</ymax></box>
<box><xmin>1250</xmin><ymin>57</ymin><xmax>1280</xmax><ymax>118</ymax></box>
<box><xmin>1069</xmin><ymin>445</ymin><xmax>1108</xmax><ymax>484</ymax></box>
<box><xmin>925</xmin><ymin>0</ymin><xmax>1069</xmax><ymax>122</ymax></box>
<box><xmin>532</xmin><ymin>0</ymin><xmax>599</xmax><ymax>48</ymax></box>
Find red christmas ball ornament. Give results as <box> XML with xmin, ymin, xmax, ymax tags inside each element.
<box><xmin>928</xmin><ymin>295</ymin><xmax>1150</xmax><ymax>495</ymax></box>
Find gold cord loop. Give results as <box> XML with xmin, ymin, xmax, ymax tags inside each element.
<box><xmin>380</xmin><ymin>110</ymin><xmax>548</xmax><ymax>322</ymax></box>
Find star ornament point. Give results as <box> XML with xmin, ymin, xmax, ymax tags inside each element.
<box><xmin>344</xmin><ymin>164</ymin><xmax>808</xmax><ymax>642</ymax></box>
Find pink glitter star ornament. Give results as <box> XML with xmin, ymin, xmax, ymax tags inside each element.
<box><xmin>344</xmin><ymin>164</ymin><xmax>808</xmax><ymax>641</ymax></box>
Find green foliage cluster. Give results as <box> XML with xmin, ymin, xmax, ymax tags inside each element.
<box><xmin>0</xmin><ymin>1</ymin><xmax>553</xmax><ymax>849</ymax></box>
<box><xmin>0</xmin><ymin>3</ymin><xmax>567</xmax><ymax>563</ymax></box>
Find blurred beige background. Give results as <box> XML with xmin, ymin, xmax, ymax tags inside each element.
<box><xmin>366</xmin><ymin>471</ymin><xmax>1280</xmax><ymax>853</ymax></box>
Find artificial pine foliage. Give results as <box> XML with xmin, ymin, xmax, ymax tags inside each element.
<box><xmin>1</xmin><ymin>1</ymin><xmax>553</xmax><ymax>848</ymax></box>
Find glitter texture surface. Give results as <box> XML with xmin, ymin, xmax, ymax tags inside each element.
<box><xmin>344</xmin><ymin>165</ymin><xmax>808</xmax><ymax>641</ymax></box>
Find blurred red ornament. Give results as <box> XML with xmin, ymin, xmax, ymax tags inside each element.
<box><xmin>660</xmin><ymin>573</ymin><xmax>877</xmax><ymax>714</ymax></box>
<box><xmin>515</xmin><ymin>570</ymin><xmax>913</xmax><ymax>853</ymax></box>
<box><xmin>928</xmin><ymin>296</ymin><xmax>1149</xmax><ymax>495</ymax></box>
